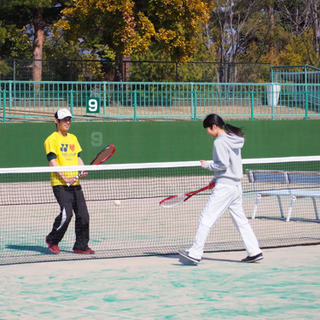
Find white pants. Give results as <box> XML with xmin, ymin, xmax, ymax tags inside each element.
<box><xmin>188</xmin><ymin>183</ymin><xmax>262</xmax><ymax>260</ymax></box>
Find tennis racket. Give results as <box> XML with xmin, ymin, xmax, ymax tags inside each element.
<box><xmin>67</xmin><ymin>144</ymin><xmax>116</xmax><ymax>186</ymax></box>
<box><xmin>159</xmin><ymin>181</ymin><xmax>215</xmax><ymax>208</ymax></box>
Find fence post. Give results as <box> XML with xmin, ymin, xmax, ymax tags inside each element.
<box><xmin>193</xmin><ymin>90</ymin><xmax>197</xmax><ymax>120</ymax></box>
<box><xmin>271</xmin><ymin>86</ymin><xmax>275</xmax><ymax>120</ymax></box>
<box><xmin>9</xmin><ymin>81</ymin><xmax>12</xmax><ymax>116</ymax></box>
<box><xmin>190</xmin><ymin>83</ymin><xmax>194</xmax><ymax>120</ymax></box>
<box><xmin>69</xmin><ymin>90</ymin><xmax>74</xmax><ymax>115</ymax></box>
<box><xmin>103</xmin><ymin>82</ymin><xmax>106</xmax><ymax>116</ymax></box>
<box><xmin>2</xmin><ymin>90</ymin><xmax>6</xmax><ymax>123</ymax></box>
<box><xmin>133</xmin><ymin>89</ymin><xmax>137</xmax><ymax>121</ymax></box>
<box><xmin>304</xmin><ymin>85</ymin><xmax>309</xmax><ymax>120</ymax></box>
<box><xmin>250</xmin><ymin>90</ymin><xmax>255</xmax><ymax>120</ymax></box>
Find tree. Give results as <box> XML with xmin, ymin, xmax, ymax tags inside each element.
<box><xmin>207</xmin><ymin>0</ymin><xmax>270</xmax><ymax>82</ymax></box>
<box><xmin>0</xmin><ymin>0</ymin><xmax>66</xmax><ymax>81</ymax></box>
<box><xmin>129</xmin><ymin>19</ymin><xmax>219</xmax><ymax>82</ymax></box>
<box><xmin>55</xmin><ymin>0</ymin><xmax>212</xmax><ymax>81</ymax></box>
<box><xmin>276</xmin><ymin>0</ymin><xmax>320</xmax><ymax>64</ymax></box>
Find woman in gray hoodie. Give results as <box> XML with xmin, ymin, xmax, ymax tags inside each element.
<box><xmin>179</xmin><ymin>114</ymin><xmax>263</xmax><ymax>264</ymax></box>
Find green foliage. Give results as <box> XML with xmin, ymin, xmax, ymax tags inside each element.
<box><xmin>129</xmin><ymin>51</ymin><xmax>177</xmax><ymax>82</ymax></box>
<box><xmin>0</xmin><ymin>60</ymin><xmax>11</xmax><ymax>78</ymax></box>
<box><xmin>0</xmin><ymin>0</ymin><xmax>66</xmax><ymax>59</ymax></box>
<box><xmin>0</xmin><ymin>24</ymin><xmax>32</xmax><ymax>59</ymax></box>
<box><xmin>278</xmin><ymin>31</ymin><xmax>320</xmax><ymax>67</ymax></box>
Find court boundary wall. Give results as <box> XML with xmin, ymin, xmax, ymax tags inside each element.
<box><xmin>1</xmin><ymin>120</ymin><xmax>320</xmax><ymax>167</ymax></box>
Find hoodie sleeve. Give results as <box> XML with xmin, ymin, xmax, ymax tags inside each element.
<box><xmin>204</xmin><ymin>139</ymin><xmax>229</xmax><ymax>173</ymax></box>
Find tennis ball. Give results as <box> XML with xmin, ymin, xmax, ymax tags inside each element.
<box><xmin>114</xmin><ymin>200</ymin><xmax>121</xmax><ymax>206</ymax></box>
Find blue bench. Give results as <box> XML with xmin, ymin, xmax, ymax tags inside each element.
<box><xmin>247</xmin><ymin>169</ymin><xmax>320</xmax><ymax>222</ymax></box>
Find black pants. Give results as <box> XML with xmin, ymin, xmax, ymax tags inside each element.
<box><xmin>46</xmin><ymin>185</ymin><xmax>90</xmax><ymax>251</ymax></box>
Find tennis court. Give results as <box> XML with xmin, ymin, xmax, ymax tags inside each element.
<box><xmin>1</xmin><ymin>245</ymin><xmax>320</xmax><ymax>319</ymax></box>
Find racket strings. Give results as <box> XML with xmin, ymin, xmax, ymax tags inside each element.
<box><xmin>91</xmin><ymin>145</ymin><xmax>115</xmax><ymax>165</ymax></box>
<box><xmin>92</xmin><ymin>152</ymin><xmax>109</xmax><ymax>165</ymax></box>
<box><xmin>160</xmin><ymin>193</ymin><xmax>186</xmax><ymax>208</ymax></box>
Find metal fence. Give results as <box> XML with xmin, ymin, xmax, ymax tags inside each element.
<box><xmin>1</xmin><ymin>81</ymin><xmax>320</xmax><ymax>122</ymax></box>
<box><xmin>271</xmin><ymin>65</ymin><xmax>320</xmax><ymax>84</ymax></box>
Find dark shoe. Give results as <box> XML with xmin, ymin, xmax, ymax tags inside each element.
<box><xmin>178</xmin><ymin>249</ymin><xmax>201</xmax><ymax>264</ymax></box>
<box><xmin>73</xmin><ymin>248</ymin><xmax>95</xmax><ymax>254</ymax></box>
<box><xmin>45</xmin><ymin>237</ymin><xmax>60</xmax><ymax>254</ymax></box>
<box><xmin>241</xmin><ymin>252</ymin><xmax>263</xmax><ymax>263</ymax></box>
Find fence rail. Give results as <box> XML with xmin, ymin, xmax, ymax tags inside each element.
<box><xmin>1</xmin><ymin>81</ymin><xmax>320</xmax><ymax>122</ymax></box>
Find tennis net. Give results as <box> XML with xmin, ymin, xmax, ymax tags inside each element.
<box><xmin>1</xmin><ymin>156</ymin><xmax>319</xmax><ymax>265</ymax></box>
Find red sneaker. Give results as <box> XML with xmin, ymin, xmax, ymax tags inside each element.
<box><xmin>73</xmin><ymin>248</ymin><xmax>95</xmax><ymax>254</ymax></box>
<box><xmin>45</xmin><ymin>237</ymin><xmax>60</xmax><ymax>254</ymax></box>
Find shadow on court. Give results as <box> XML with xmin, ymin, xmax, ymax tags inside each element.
<box><xmin>144</xmin><ymin>252</ymin><xmax>243</xmax><ymax>265</ymax></box>
<box><xmin>6</xmin><ymin>244</ymin><xmax>58</xmax><ymax>254</ymax></box>
<box><xmin>6</xmin><ymin>245</ymin><xmax>78</xmax><ymax>255</ymax></box>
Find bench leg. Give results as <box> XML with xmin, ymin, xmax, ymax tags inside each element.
<box><xmin>252</xmin><ymin>194</ymin><xmax>261</xmax><ymax>219</ymax></box>
<box><xmin>286</xmin><ymin>196</ymin><xmax>296</xmax><ymax>222</ymax></box>
<box><xmin>312</xmin><ymin>198</ymin><xmax>319</xmax><ymax>220</ymax></box>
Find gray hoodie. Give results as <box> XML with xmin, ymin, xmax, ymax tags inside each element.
<box><xmin>204</xmin><ymin>133</ymin><xmax>244</xmax><ymax>185</ymax></box>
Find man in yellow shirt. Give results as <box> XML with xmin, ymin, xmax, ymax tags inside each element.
<box><xmin>44</xmin><ymin>108</ymin><xmax>94</xmax><ymax>254</ymax></box>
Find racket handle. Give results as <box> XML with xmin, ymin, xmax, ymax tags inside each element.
<box><xmin>66</xmin><ymin>172</ymin><xmax>82</xmax><ymax>187</ymax></box>
<box><xmin>208</xmin><ymin>181</ymin><xmax>216</xmax><ymax>189</ymax></box>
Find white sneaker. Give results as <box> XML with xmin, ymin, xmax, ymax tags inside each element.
<box><xmin>178</xmin><ymin>249</ymin><xmax>201</xmax><ymax>264</ymax></box>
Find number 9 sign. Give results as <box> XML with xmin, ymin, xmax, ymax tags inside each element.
<box><xmin>86</xmin><ymin>97</ymin><xmax>100</xmax><ymax>114</ymax></box>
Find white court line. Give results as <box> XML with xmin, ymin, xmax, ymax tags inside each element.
<box><xmin>0</xmin><ymin>295</ymin><xmax>148</xmax><ymax>320</ymax></box>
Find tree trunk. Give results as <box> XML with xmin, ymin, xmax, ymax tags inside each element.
<box><xmin>114</xmin><ymin>54</ymin><xmax>124</xmax><ymax>81</ymax></box>
<box><xmin>32</xmin><ymin>9</ymin><xmax>45</xmax><ymax>86</ymax></box>
<box><xmin>268</xmin><ymin>5</ymin><xmax>275</xmax><ymax>64</ymax></box>
<box><xmin>311</xmin><ymin>0</ymin><xmax>320</xmax><ymax>58</ymax></box>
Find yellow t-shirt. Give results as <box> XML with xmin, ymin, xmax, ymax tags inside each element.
<box><xmin>44</xmin><ymin>131</ymin><xmax>82</xmax><ymax>186</ymax></box>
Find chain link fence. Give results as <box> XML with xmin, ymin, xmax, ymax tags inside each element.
<box><xmin>0</xmin><ymin>59</ymin><xmax>271</xmax><ymax>83</ymax></box>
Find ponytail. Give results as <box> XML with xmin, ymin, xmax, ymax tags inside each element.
<box><xmin>224</xmin><ymin>123</ymin><xmax>244</xmax><ymax>137</ymax></box>
<box><xmin>203</xmin><ymin>114</ymin><xmax>244</xmax><ymax>137</ymax></box>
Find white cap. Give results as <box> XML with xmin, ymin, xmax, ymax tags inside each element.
<box><xmin>56</xmin><ymin>108</ymin><xmax>73</xmax><ymax>120</ymax></box>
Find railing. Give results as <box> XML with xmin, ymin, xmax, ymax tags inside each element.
<box><xmin>271</xmin><ymin>65</ymin><xmax>320</xmax><ymax>84</ymax></box>
<box><xmin>1</xmin><ymin>81</ymin><xmax>320</xmax><ymax>122</ymax></box>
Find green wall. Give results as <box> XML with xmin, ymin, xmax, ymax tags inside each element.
<box><xmin>1</xmin><ymin>120</ymin><xmax>319</xmax><ymax>168</ymax></box>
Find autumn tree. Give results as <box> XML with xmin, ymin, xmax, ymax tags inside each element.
<box><xmin>55</xmin><ymin>0</ymin><xmax>212</xmax><ymax>81</ymax></box>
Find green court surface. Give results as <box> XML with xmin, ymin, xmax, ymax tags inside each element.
<box><xmin>1</xmin><ymin>245</ymin><xmax>319</xmax><ymax>320</ymax></box>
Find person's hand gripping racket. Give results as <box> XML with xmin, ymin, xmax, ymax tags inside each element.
<box><xmin>160</xmin><ymin>179</ymin><xmax>215</xmax><ymax>208</ymax></box>
<box><xmin>67</xmin><ymin>144</ymin><xmax>116</xmax><ymax>186</ymax></box>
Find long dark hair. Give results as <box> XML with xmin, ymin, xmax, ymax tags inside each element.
<box><xmin>203</xmin><ymin>114</ymin><xmax>244</xmax><ymax>137</ymax></box>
